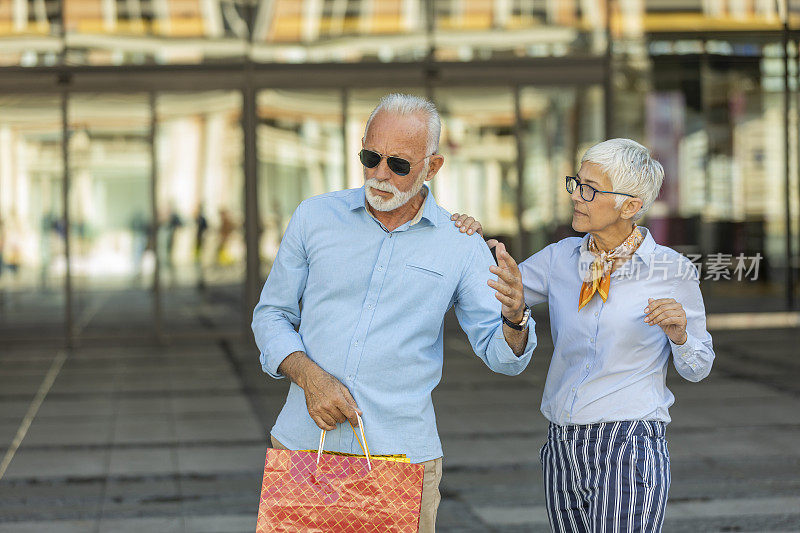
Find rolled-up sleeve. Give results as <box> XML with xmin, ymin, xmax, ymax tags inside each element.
<box><xmin>251</xmin><ymin>203</ymin><xmax>309</xmax><ymax>379</ymax></box>
<box><xmin>453</xmin><ymin>238</ymin><xmax>535</xmax><ymax>376</ymax></box>
<box><xmin>670</xmin><ymin>263</ymin><xmax>715</xmax><ymax>382</ymax></box>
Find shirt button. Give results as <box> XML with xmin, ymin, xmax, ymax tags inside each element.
<box><xmin>377</xmin><ymin>266</ymin><xmax>383</xmax><ymax>271</ymax></box>
<box><xmin>572</xmin><ymin>387</ymin><xmax>576</xmax><ymax>392</ymax></box>
<box><xmin>367</xmin><ymin>304</ymin><xmax>373</xmax><ymax>309</ymax></box>
<box><xmin>354</xmin><ymin>341</ymin><xmax>359</xmax><ymax>347</ymax></box>
<box><xmin>589</xmin><ymin>338</ymin><xmax>594</xmax><ymax>343</ymax></box>
<box><xmin>594</xmin><ymin>312</ymin><xmax>599</xmax><ymax>317</ymax></box>
<box><xmin>586</xmin><ymin>364</ymin><xmax>590</xmax><ymax>370</ymax></box>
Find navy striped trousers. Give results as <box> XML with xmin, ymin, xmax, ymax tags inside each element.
<box><xmin>540</xmin><ymin>420</ymin><xmax>670</xmax><ymax>533</ymax></box>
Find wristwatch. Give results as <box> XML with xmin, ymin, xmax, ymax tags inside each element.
<box><xmin>502</xmin><ymin>305</ymin><xmax>530</xmax><ymax>331</ymax></box>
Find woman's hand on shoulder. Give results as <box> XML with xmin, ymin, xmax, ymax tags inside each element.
<box><xmin>450</xmin><ymin>213</ymin><xmax>483</xmax><ymax>236</ymax></box>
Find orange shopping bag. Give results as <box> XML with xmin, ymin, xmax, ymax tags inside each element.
<box><xmin>256</xmin><ymin>414</ymin><xmax>424</xmax><ymax>532</ymax></box>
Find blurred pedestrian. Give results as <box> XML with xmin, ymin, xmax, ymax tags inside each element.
<box><xmin>216</xmin><ymin>208</ymin><xmax>235</xmax><ymax>266</ymax></box>
<box><xmin>194</xmin><ymin>205</ymin><xmax>208</xmax><ymax>290</ymax></box>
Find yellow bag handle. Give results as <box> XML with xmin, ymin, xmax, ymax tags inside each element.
<box><xmin>316</xmin><ymin>412</ymin><xmax>372</xmax><ymax>470</ymax></box>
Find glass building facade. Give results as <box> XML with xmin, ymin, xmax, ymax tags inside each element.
<box><xmin>1</xmin><ymin>0</ymin><xmax>799</xmax><ymax>343</ymax></box>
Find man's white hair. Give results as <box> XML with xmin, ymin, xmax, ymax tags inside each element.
<box><xmin>580</xmin><ymin>138</ymin><xmax>664</xmax><ymax>221</ymax></box>
<box><xmin>363</xmin><ymin>93</ymin><xmax>441</xmax><ymax>156</ymax></box>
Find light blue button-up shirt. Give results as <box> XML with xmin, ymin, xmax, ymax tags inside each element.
<box><xmin>519</xmin><ymin>228</ymin><xmax>715</xmax><ymax>426</ymax></box>
<box><xmin>252</xmin><ymin>185</ymin><xmax>536</xmax><ymax>463</ymax></box>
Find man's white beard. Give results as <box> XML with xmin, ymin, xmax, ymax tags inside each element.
<box><xmin>365</xmin><ymin>164</ymin><xmax>428</xmax><ymax>212</ymax></box>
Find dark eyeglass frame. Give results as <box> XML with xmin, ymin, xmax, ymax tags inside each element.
<box><xmin>565</xmin><ymin>175</ymin><xmax>636</xmax><ymax>202</ymax></box>
<box><xmin>359</xmin><ymin>148</ymin><xmax>433</xmax><ymax>176</ymax></box>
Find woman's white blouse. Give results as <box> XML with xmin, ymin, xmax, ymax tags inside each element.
<box><xmin>519</xmin><ymin>227</ymin><xmax>715</xmax><ymax>426</ymax></box>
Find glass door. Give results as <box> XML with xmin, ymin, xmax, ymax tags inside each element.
<box><xmin>67</xmin><ymin>93</ymin><xmax>154</xmax><ymax>339</ymax></box>
<box><xmin>156</xmin><ymin>91</ymin><xmax>245</xmax><ymax>337</ymax></box>
<box><xmin>0</xmin><ymin>95</ymin><xmax>66</xmax><ymax>342</ymax></box>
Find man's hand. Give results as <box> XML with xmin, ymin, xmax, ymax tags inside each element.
<box><xmin>450</xmin><ymin>213</ymin><xmax>483</xmax><ymax>236</ymax></box>
<box><xmin>487</xmin><ymin>241</ymin><xmax>525</xmax><ymax>323</ymax></box>
<box><xmin>278</xmin><ymin>352</ymin><xmax>362</xmax><ymax>431</ymax></box>
<box><xmin>644</xmin><ymin>297</ymin><xmax>688</xmax><ymax>345</ymax></box>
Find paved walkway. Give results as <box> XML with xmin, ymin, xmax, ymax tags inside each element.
<box><xmin>0</xmin><ymin>312</ymin><xmax>799</xmax><ymax>532</ymax></box>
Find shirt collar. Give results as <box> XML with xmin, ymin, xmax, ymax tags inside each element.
<box><xmin>349</xmin><ymin>184</ymin><xmax>440</xmax><ymax>228</ymax></box>
<box><xmin>572</xmin><ymin>226</ymin><xmax>656</xmax><ymax>266</ymax></box>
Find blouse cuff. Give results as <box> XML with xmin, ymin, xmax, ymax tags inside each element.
<box><xmin>670</xmin><ymin>332</ymin><xmax>700</xmax><ymax>370</ymax></box>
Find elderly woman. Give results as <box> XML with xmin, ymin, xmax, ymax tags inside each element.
<box><xmin>452</xmin><ymin>138</ymin><xmax>715</xmax><ymax>532</ymax></box>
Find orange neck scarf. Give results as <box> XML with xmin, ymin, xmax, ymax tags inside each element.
<box><xmin>578</xmin><ymin>225</ymin><xmax>644</xmax><ymax>310</ymax></box>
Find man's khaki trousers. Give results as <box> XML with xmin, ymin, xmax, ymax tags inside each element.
<box><xmin>270</xmin><ymin>435</ymin><xmax>442</xmax><ymax>532</ymax></box>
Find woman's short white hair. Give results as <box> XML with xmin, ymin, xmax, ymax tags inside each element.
<box><xmin>364</xmin><ymin>93</ymin><xmax>441</xmax><ymax>156</ymax></box>
<box><xmin>581</xmin><ymin>138</ymin><xmax>664</xmax><ymax>221</ymax></box>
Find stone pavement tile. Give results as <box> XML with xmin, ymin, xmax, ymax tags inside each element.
<box><xmin>445</xmin><ymin>470</ymin><xmax>543</xmax><ymax>510</ymax></box>
<box><xmin>99</xmin><ymin>495</ymin><xmax>183</xmax><ymax>521</ymax></box>
<box><xmin>179</xmin><ymin>473</ymin><xmax>261</xmax><ymax>501</ymax></box>
<box><xmin>176</xmin><ymin>445</ymin><xmax>266</xmax><ymax>475</ymax></box>
<box><xmin>469</xmin><ymin>498</ymin><xmax>800</xmax><ymax>532</ymax></box>
<box><xmin>433</xmin><ymin>388</ymin><xmax>539</xmax><ymax>408</ymax></box>
<box><xmin>0</xmin><ymin>497</ymin><xmax>102</xmax><ymax>523</ymax></box>
<box><xmin>168</xmin><ymin>376</ymin><xmax>240</xmax><ymax>393</ymax></box>
<box><xmin>436</xmin><ymin>404</ymin><xmax>545</xmax><ymax>435</ymax></box>
<box><xmin>108</xmin><ymin>447</ymin><xmax>175</xmax><ymax>476</ymax></box>
<box><xmin>440</xmin><ymin>436</ymin><xmax>541</xmax><ymax>469</ymax></box>
<box><xmin>173</xmin><ymin>415</ymin><xmax>262</xmax><ymax>442</ymax></box>
<box><xmin>0</xmin><ymin>422</ymin><xmax>20</xmax><ymax>447</ymax></box>
<box><xmin>0</xmin><ymin>365</ymin><xmax>47</xmax><ymax>378</ymax></box>
<box><xmin>48</xmin><ymin>377</ymin><xmax>118</xmax><ymax>395</ymax></box>
<box><xmin>183</xmin><ymin>514</ymin><xmax>255</xmax><ymax>533</ymax></box>
<box><xmin>246</xmin><ymin>396</ymin><xmax>285</xmax><ymax>423</ymax></box>
<box><xmin>113</xmin><ymin>417</ymin><xmax>174</xmax><ymax>444</ymax></box>
<box><xmin>667</xmin><ymin>426</ymin><xmax>800</xmax><ymax>460</ymax></box>
<box><xmin>57</xmin><ymin>367</ymin><xmax>119</xmax><ymax>381</ymax></box>
<box><xmin>164</xmin><ymin>363</ymin><xmax>234</xmax><ymax>376</ymax></box>
<box><xmin>181</xmin><ymin>493</ymin><xmax>260</xmax><ymax>521</ymax></box>
<box><xmin>111</xmin><ymin>376</ymin><xmax>175</xmax><ymax>393</ymax></box>
<box><xmin>116</xmin><ymin>397</ymin><xmax>170</xmax><ymax>415</ymax></box>
<box><xmin>666</xmin><ymin>375</ymin><xmax>783</xmax><ymax>401</ymax></box>
<box><xmin>1</xmin><ymin>449</ymin><xmax>109</xmax><ymax>480</ymax></box>
<box><xmin>170</xmin><ymin>395</ymin><xmax>251</xmax><ymax>415</ymax></box>
<box><xmin>97</xmin><ymin>516</ymin><xmax>183</xmax><ymax>533</ymax></box>
<box><xmin>665</xmin><ymin>515</ymin><xmax>800</xmax><ymax>533</ymax></box>
<box><xmin>104</xmin><ymin>477</ymin><xmax>180</xmax><ymax>501</ymax></box>
<box><xmin>0</xmin><ymin>400</ymin><xmax>32</xmax><ymax>421</ymax></box>
<box><xmin>436</xmin><ymin>498</ymin><xmax>499</xmax><ymax>533</ymax></box>
<box><xmin>0</xmin><ymin>375</ymin><xmax>47</xmax><ymax>395</ymax></box>
<box><xmin>22</xmin><ymin>419</ymin><xmax>113</xmax><ymax>446</ymax></box>
<box><xmin>669</xmin><ymin>456</ymin><xmax>800</xmax><ymax>501</ymax></box>
<box><xmin>665</xmin><ymin>495</ymin><xmax>800</xmax><ymax>520</ymax></box>
<box><xmin>670</xmin><ymin>396</ymin><xmax>800</xmax><ymax>427</ymax></box>
<box><xmin>36</xmin><ymin>398</ymin><xmax>115</xmax><ymax>418</ymax></box>
<box><xmin>0</xmin><ymin>477</ymin><xmax>105</xmax><ymax>504</ymax></box>
<box><xmin>471</xmin><ymin>504</ymin><xmax>551</xmax><ymax>528</ymax></box>
<box><xmin>0</xmin><ymin>519</ymin><xmax>98</xmax><ymax>532</ymax></box>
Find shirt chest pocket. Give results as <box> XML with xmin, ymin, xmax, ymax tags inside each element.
<box><xmin>401</xmin><ymin>263</ymin><xmax>447</xmax><ymax>307</ymax></box>
<box><xmin>404</xmin><ymin>263</ymin><xmax>444</xmax><ymax>280</ymax></box>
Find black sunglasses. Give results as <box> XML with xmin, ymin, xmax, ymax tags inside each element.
<box><xmin>359</xmin><ymin>149</ymin><xmax>432</xmax><ymax>176</ymax></box>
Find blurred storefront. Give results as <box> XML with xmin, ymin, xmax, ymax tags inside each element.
<box><xmin>0</xmin><ymin>0</ymin><xmax>798</xmax><ymax>343</ymax></box>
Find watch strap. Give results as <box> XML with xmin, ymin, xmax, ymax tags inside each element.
<box><xmin>502</xmin><ymin>306</ymin><xmax>530</xmax><ymax>331</ymax></box>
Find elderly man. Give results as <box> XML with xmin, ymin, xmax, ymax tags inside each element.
<box><xmin>251</xmin><ymin>93</ymin><xmax>537</xmax><ymax>531</ymax></box>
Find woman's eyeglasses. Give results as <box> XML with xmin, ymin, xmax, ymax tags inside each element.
<box><xmin>565</xmin><ymin>176</ymin><xmax>635</xmax><ymax>202</ymax></box>
<box><xmin>359</xmin><ymin>149</ymin><xmax>432</xmax><ymax>176</ymax></box>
